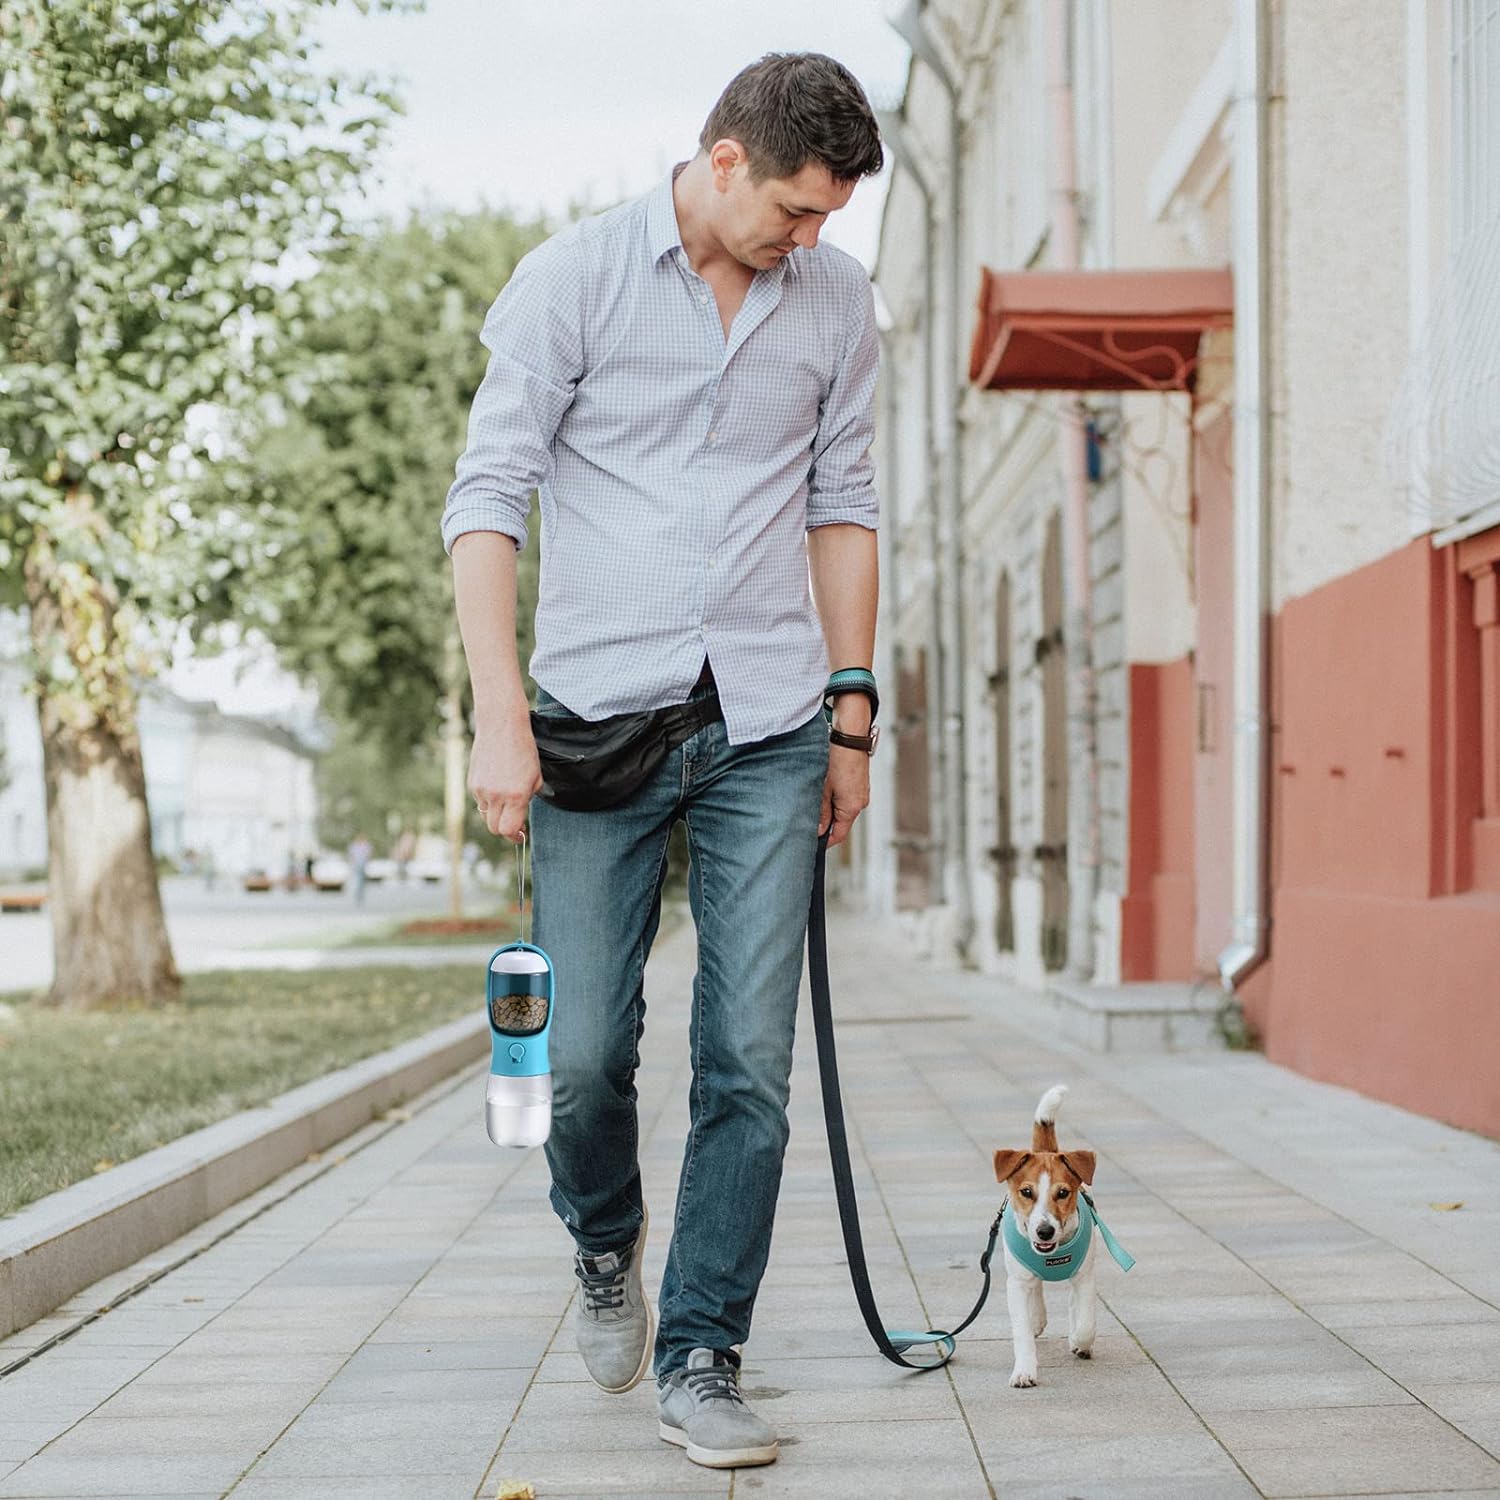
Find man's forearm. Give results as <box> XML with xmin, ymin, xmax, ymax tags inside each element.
<box><xmin>808</xmin><ymin>523</ymin><xmax>878</xmax><ymax>732</ymax></box>
<box><xmin>451</xmin><ymin>531</ymin><xmax>529</xmax><ymax>728</ymax></box>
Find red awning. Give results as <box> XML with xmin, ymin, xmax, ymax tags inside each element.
<box><xmin>969</xmin><ymin>268</ymin><xmax>1234</xmax><ymax>393</ymax></box>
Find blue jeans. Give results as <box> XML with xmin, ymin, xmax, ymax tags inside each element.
<box><xmin>530</xmin><ymin>680</ymin><xmax>828</xmax><ymax>1378</ymax></box>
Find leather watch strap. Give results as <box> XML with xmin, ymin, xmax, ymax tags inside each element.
<box><xmin>828</xmin><ymin>725</ymin><xmax>879</xmax><ymax>755</ymax></box>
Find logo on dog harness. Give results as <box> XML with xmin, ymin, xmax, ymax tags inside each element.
<box><xmin>1044</xmin><ymin>1253</ymin><xmax>1073</xmax><ymax>1268</ymax></box>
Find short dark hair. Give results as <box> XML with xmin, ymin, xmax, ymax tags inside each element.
<box><xmin>699</xmin><ymin>53</ymin><xmax>884</xmax><ymax>186</ymax></box>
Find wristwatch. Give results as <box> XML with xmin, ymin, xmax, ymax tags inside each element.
<box><xmin>829</xmin><ymin>724</ymin><xmax>880</xmax><ymax>755</ymax></box>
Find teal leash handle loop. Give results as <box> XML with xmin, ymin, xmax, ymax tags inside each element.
<box><xmin>823</xmin><ymin>668</ymin><xmax>879</xmax><ymax>727</ymax></box>
<box><xmin>807</xmin><ymin>833</ymin><xmax>998</xmax><ymax>1371</ymax></box>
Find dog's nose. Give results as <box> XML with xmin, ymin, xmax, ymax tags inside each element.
<box><xmin>1036</xmin><ymin>1222</ymin><xmax>1056</xmax><ymax>1241</ymax></box>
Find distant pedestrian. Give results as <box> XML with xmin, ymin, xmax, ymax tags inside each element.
<box><xmin>347</xmin><ymin>834</ymin><xmax>373</xmax><ymax>905</ymax></box>
<box><xmin>394</xmin><ymin>828</ymin><xmax>415</xmax><ymax>883</ymax></box>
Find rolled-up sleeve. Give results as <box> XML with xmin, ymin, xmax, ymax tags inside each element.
<box><xmin>441</xmin><ymin>232</ymin><xmax>585</xmax><ymax>555</ymax></box>
<box><xmin>805</xmin><ymin>274</ymin><xmax>880</xmax><ymax>532</ymax></box>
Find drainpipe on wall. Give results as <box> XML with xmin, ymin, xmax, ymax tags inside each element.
<box><xmin>875</xmin><ymin>110</ymin><xmax>947</xmax><ymax>911</ymax></box>
<box><xmin>1046</xmin><ymin>0</ymin><xmax>1101</xmax><ymax>979</ymax></box>
<box><xmin>1218</xmin><ymin>0</ymin><xmax>1272</xmax><ymax>991</ymax></box>
<box><xmin>890</xmin><ymin>0</ymin><xmax>975</xmax><ymax>962</ymax></box>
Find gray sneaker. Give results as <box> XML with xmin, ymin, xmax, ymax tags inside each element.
<box><xmin>572</xmin><ymin>1208</ymin><xmax>653</xmax><ymax>1394</ymax></box>
<box><xmin>657</xmin><ymin>1347</ymin><xmax>778</xmax><ymax>1469</ymax></box>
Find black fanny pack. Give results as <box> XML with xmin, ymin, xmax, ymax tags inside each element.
<box><xmin>529</xmin><ymin>684</ymin><xmax>722</xmax><ymax>812</ymax></box>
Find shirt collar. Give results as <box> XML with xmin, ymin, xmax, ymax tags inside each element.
<box><xmin>646</xmin><ymin>164</ymin><xmax>687</xmax><ymax>264</ymax></box>
<box><xmin>647</xmin><ymin>162</ymin><xmax>801</xmax><ymax>282</ymax></box>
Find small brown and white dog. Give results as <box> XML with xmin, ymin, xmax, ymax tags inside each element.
<box><xmin>993</xmin><ymin>1084</ymin><xmax>1097</xmax><ymax>1388</ymax></box>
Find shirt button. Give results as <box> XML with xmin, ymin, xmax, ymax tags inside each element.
<box><xmin>707</xmin><ymin>430</ymin><xmax>717</xmax><ymax>442</ymax></box>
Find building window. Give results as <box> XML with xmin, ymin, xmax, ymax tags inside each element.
<box><xmin>1451</xmin><ymin>0</ymin><xmax>1499</xmax><ymax>246</ymax></box>
<box><xmin>1389</xmin><ymin>2</ymin><xmax>1500</xmax><ymax>534</ymax></box>
<box><xmin>1439</xmin><ymin>0</ymin><xmax>1500</xmax><ymax>527</ymax></box>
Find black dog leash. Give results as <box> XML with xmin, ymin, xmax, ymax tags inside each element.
<box><xmin>806</xmin><ymin>833</ymin><xmax>1002</xmax><ymax>1371</ymax></box>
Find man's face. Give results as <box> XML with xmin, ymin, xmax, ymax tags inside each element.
<box><xmin>711</xmin><ymin>147</ymin><xmax>856</xmax><ymax>271</ymax></box>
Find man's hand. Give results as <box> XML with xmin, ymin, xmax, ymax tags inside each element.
<box><xmin>470</xmin><ymin>706</ymin><xmax>543</xmax><ymax>844</ymax></box>
<box><xmin>819</xmin><ymin>744</ymin><xmax>871</xmax><ymax>849</ymax></box>
<box><xmin>819</xmin><ymin>692</ymin><xmax>873</xmax><ymax>848</ymax></box>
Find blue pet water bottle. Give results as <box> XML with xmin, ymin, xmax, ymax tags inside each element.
<box><xmin>484</xmin><ymin>836</ymin><xmax>556</xmax><ymax>1149</ymax></box>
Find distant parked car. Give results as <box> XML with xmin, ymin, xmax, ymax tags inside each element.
<box><xmin>409</xmin><ymin>855</ymin><xmax>446</xmax><ymax>885</ymax></box>
<box><xmin>242</xmin><ymin>869</ymin><xmax>272</xmax><ymax>893</ymax></box>
<box><xmin>310</xmin><ymin>855</ymin><xmax>349</xmax><ymax>892</ymax></box>
<box><xmin>365</xmin><ymin>857</ymin><xmax>396</xmax><ymax>883</ymax></box>
<box><xmin>0</xmin><ymin>886</ymin><xmax>47</xmax><ymax>912</ymax></box>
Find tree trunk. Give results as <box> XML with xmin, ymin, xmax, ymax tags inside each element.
<box><xmin>23</xmin><ymin>536</ymin><xmax>181</xmax><ymax>1009</ymax></box>
<box><xmin>442</xmin><ymin>622</ymin><xmax>467</xmax><ymax>921</ymax></box>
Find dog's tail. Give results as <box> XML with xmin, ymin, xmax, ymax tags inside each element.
<box><xmin>1032</xmin><ymin>1084</ymin><xmax>1069</xmax><ymax>1152</ymax></box>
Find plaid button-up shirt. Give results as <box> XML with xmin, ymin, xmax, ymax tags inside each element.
<box><xmin>441</xmin><ymin>165</ymin><xmax>880</xmax><ymax>746</ymax></box>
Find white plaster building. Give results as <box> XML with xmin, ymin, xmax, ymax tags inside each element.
<box><xmin>0</xmin><ymin>616</ymin><xmax>321</xmax><ymax>880</ymax></box>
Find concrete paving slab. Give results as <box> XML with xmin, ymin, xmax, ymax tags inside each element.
<box><xmin>0</xmin><ymin>1454</ymin><xmax>249</xmax><ymax>1497</ymax></box>
<box><xmin>1300</xmin><ymin>1295</ymin><xmax>1500</xmax><ymax>1329</ymax></box>
<box><xmin>1205</xmin><ymin>1404</ymin><xmax>1500</xmax><ymax>1497</ymax></box>
<box><xmin>976</xmin><ymin>1430</ymin><xmax>1252</xmax><ymax>1489</ymax></box>
<box><xmin>989</xmin><ymin>1483</ymin><xmax>1262</xmax><ymax>1500</ymax></box>
<box><xmin>1405</xmin><ymin>1381</ymin><xmax>1500</xmax><ymax>1459</ymax></box>
<box><xmin>1335</xmin><ymin>1322</ymin><xmax>1500</xmax><ymax>1385</ymax></box>
<box><xmin>230</xmin><ymin>1481</ymin><xmax>478</xmax><ymax>1500</ymax></box>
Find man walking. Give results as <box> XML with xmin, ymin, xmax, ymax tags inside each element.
<box><xmin>444</xmin><ymin>53</ymin><xmax>883</xmax><ymax>1469</ymax></box>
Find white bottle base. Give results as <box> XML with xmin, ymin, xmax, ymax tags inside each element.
<box><xmin>486</xmin><ymin>1073</ymin><xmax>552</xmax><ymax>1149</ymax></box>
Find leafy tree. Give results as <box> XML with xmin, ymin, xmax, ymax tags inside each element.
<box><xmin>313</xmin><ymin>718</ymin><xmax>436</xmax><ymax>855</ymax></box>
<box><xmin>210</xmin><ymin>211</ymin><xmax>547</xmax><ymax>915</ymax></box>
<box><xmin>314</xmin><ymin>713</ymin><xmax>517</xmax><ymax>873</ymax></box>
<box><xmin>0</xmin><ymin>0</ymin><xmax>400</xmax><ymax>1005</ymax></box>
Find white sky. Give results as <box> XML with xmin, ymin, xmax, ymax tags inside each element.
<box><xmin>174</xmin><ymin>0</ymin><xmax>911</xmax><ymax>714</ymax></box>
<box><xmin>314</xmin><ymin>0</ymin><xmax>910</xmax><ymax>270</ymax></box>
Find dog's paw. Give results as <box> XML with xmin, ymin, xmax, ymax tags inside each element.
<box><xmin>1069</xmin><ymin>1343</ymin><xmax>1093</xmax><ymax>1359</ymax></box>
<box><xmin>1008</xmin><ymin>1367</ymin><xmax>1038</xmax><ymax>1389</ymax></box>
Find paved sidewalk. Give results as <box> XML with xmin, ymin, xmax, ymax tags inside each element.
<box><xmin>2</xmin><ymin>910</ymin><xmax>1497</xmax><ymax>1499</ymax></box>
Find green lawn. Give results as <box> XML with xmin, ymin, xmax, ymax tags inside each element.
<box><xmin>0</xmin><ymin>964</ymin><xmax>485</xmax><ymax>1219</ymax></box>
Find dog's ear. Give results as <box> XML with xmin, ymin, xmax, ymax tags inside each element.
<box><xmin>993</xmin><ymin>1149</ymin><xmax>1029</xmax><ymax>1183</ymax></box>
<box><xmin>1067</xmin><ymin>1150</ymin><xmax>1096</xmax><ymax>1186</ymax></box>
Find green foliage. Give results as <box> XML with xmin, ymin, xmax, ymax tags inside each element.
<box><xmin>207</xmin><ymin>210</ymin><xmax>548</xmax><ymax>759</ymax></box>
<box><xmin>316</xmin><ymin>724</ymin><xmax>505</xmax><ymax>856</ymax></box>
<box><xmin>0</xmin><ymin>0</ymin><xmax>406</xmax><ymax>704</ymax></box>
<box><xmin>314</xmin><ymin>714</ymin><xmax>441</xmax><ymax>853</ymax></box>
<box><xmin>1214</xmin><ymin>990</ymin><xmax>1261</xmax><ymax>1051</ymax></box>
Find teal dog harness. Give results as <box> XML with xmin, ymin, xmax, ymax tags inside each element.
<box><xmin>1001</xmin><ymin>1192</ymin><xmax>1137</xmax><ymax>1282</ymax></box>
